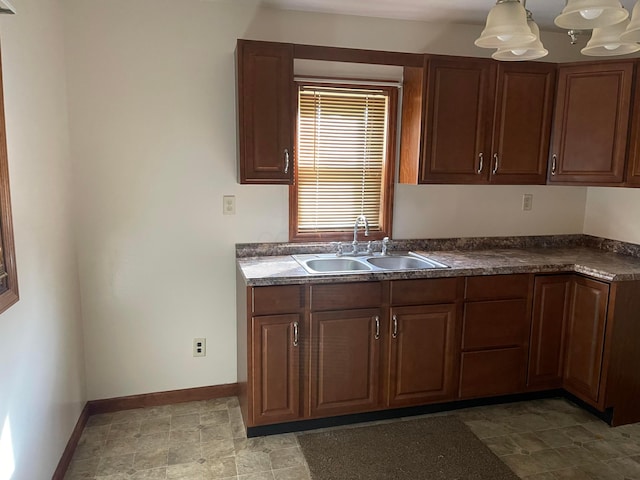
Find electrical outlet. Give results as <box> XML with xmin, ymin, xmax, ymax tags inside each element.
<box><xmin>223</xmin><ymin>195</ymin><xmax>236</xmax><ymax>215</ymax></box>
<box><xmin>522</xmin><ymin>194</ymin><xmax>533</xmax><ymax>211</ymax></box>
<box><xmin>193</xmin><ymin>338</ymin><xmax>206</xmax><ymax>357</ymax></box>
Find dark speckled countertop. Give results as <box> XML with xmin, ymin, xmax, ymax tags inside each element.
<box><xmin>237</xmin><ymin>236</ymin><xmax>640</xmax><ymax>286</ymax></box>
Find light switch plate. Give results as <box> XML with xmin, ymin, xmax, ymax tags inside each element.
<box><xmin>223</xmin><ymin>195</ymin><xmax>236</xmax><ymax>215</ymax></box>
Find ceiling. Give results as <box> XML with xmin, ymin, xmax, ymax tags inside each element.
<box><xmin>262</xmin><ymin>0</ymin><xmax>639</xmax><ymax>31</ymax></box>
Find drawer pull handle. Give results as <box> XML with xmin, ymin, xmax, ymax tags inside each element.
<box><xmin>477</xmin><ymin>153</ymin><xmax>484</xmax><ymax>174</ymax></box>
<box><xmin>392</xmin><ymin>315</ymin><xmax>398</xmax><ymax>339</ymax></box>
<box><xmin>492</xmin><ymin>153</ymin><xmax>499</xmax><ymax>175</ymax></box>
<box><xmin>293</xmin><ymin>321</ymin><xmax>299</xmax><ymax>347</ymax></box>
<box><xmin>551</xmin><ymin>154</ymin><xmax>557</xmax><ymax>176</ymax></box>
<box><xmin>374</xmin><ymin>316</ymin><xmax>380</xmax><ymax>340</ymax></box>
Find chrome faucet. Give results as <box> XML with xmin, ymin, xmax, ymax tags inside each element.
<box><xmin>352</xmin><ymin>215</ymin><xmax>369</xmax><ymax>254</ymax></box>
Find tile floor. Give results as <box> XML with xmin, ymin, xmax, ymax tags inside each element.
<box><xmin>64</xmin><ymin>396</ymin><xmax>640</xmax><ymax>480</ymax></box>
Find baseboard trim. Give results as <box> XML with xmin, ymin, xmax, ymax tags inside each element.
<box><xmin>87</xmin><ymin>383</ymin><xmax>239</xmax><ymax>415</ymax></box>
<box><xmin>53</xmin><ymin>383</ymin><xmax>239</xmax><ymax>479</ymax></box>
<box><xmin>51</xmin><ymin>402</ymin><xmax>89</xmax><ymax>480</ymax></box>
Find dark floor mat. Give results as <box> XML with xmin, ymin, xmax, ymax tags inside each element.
<box><xmin>297</xmin><ymin>416</ymin><xmax>519</xmax><ymax>480</ymax></box>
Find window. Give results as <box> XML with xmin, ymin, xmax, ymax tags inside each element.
<box><xmin>0</xmin><ymin>52</ymin><xmax>18</xmax><ymax>314</ymax></box>
<box><xmin>290</xmin><ymin>83</ymin><xmax>397</xmax><ymax>242</ymax></box>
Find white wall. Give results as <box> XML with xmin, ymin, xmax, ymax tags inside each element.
<box><xmin>0</xmin><ymin>0</ymin><xmax>86</xmax><ymax>479</ymax></box>
<box><xmin>584</xmin><ymin>187</ymin><xmax>640</xmax><ymax>244</ymax></box>
<box><xmin>394</xmin><ymin>185</ymin><xmax>586</xmax><ymax>239</ymax></box>
<box><xmin>63</xmin><ymin>0</ymin><xmax>589</xmax><ymax>401</ymax></box>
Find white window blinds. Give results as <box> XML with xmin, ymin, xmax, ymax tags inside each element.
<box><xmin>296</xmin><ymin>85</ymin><xmax>389</xmax><ymax>234</ymax></box>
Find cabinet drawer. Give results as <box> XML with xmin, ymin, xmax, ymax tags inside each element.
<box><xmin>252</xmin><ymin>285</ymin><xmax>304</xmax><ymax>315</ymax></box>
<box><xmin>390</xmin><ymin>278</ymin><xmax>461</xmax><ymax>305</ymax></box>
<box><xmin>465</xmin><ymin>275</ymin><xmax>531</xmax><ymax>301</ymax></box>
<box><xmin>462</xmin><ymin>299</ymin><xmax>529</xmax><ymax>350</ymax></box>
<box><xmin>311</xmin><ymin>282</ymin><xmax>382</xmax><ymax>311</ymax></box>
<box><xmin>459</xmin><ymin>348</ymin><xmax>526</xmax><ymax>398</ymax></box>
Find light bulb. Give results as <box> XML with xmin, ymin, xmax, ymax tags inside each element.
<box><xmin>497</xmin><ymin>34</ymin><xmax>514</xmax><ymax>42</ymax></box>
<box><xmin>511</xmin><ymin>48</ymin><xmax>528</xmax><ymax>55</ymax></box>
<box><xmin>604</xmin><ymin>43</ymin><xmax>621</xmax><ymax>50</ymax></box>
<box><xmin>580</xmin><ymin>8</ymin><xmax>604</xmax><ymax>20</ymax></box>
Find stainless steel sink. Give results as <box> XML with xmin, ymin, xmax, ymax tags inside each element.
<box><xmin>365</xmin><ymin>255</ymin><xmax>447</xmax><ymax>270</ymax></box>
<box><xmin>304</xmin><ymin>258</ymin><xmax>372</xmax><ymax>273</ymax></box>
<box><xmin>293</xmin><ymin>252</ymin><xmax>449</xmax><ymax>274</ymax></box>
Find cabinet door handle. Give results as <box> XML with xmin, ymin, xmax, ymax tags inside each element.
<box><xmin>492</xmin><ymin>153</ymin><xmax>499</xmax><ymax>175</ymax></box>
<box><xmin>284</xmin><ymin>149</ymin><xmax>290</xmax><ymax>174</ymax></box>
<box><xmin>392</xmin><ymin>315</ymin><xmax>398</xmax><ymax>339</ymax></box>
<box><xmin>293</xmin><ymin>321</ymin><xmax>299</xmax><ymax>347</ymax></box>
<box><xmin>477</xmin><ymin>153</ymin><xmax>484</xmax><ymax>174</ymax></box>
<box><xmin>374</xmin><ymin>316</ymin><xmax>380</xmax><ymax>340</ymax></box>
<box><xmin>551</xmin><ymin>154</ymin><xmax>557</xmax><ymax>176</ymax></box>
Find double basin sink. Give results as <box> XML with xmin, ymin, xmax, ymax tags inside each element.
<box><xmin>293</xmin><ymin>252</ymin><xmax>449</xmax><ymax>274</ymax></box>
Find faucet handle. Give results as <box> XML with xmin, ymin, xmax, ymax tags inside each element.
<box><xmin>366</xmin><ymin>241</ymin><xmax>373</xmax><ymax>254</ymax></box>
<box><xmin>381</xmin><ymin>237</ymin><xmax>391</xmax><ymax>256</ymax></box>
<box><xmin>330</xmin><ymin>242</ymin><xmax>344</xmax><ymax>257</ymax></box>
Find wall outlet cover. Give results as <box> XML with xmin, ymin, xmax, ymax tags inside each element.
<box><xmin>193</xmin><ymin>338</ymin><xmax>206</xmax><ymax>357</ymax></box>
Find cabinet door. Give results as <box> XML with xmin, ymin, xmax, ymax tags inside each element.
<box><xmin>490</xmin><ymin>63</ymin><xmax>555</xmax><ymax>185</ymax></box>
<box><xmin>237</xmin><ymin>40</ymin><xmax>294</xmax><ymax>184</ymax></box>
<box><xmin>421</xmin><ymin>57</ymin><xmax>495</xmax><ymax>184</ymax></box>
<box><xmin>624</xmin><ymin>63</ymin><xmax>640</xmax><ymax>186</ymax></box>
<box><xmin>549</xmin><ymin>62</ymin><xmax>633</xmax><ymax>185</ymax></box>
<box><xmin>460</xmin><ymin>348</ymin><xmax>527</xmax><ymax>398</ymax></box>
<box><xmin>563</xmin><ymin>277</ymin><xmax>609</xmax><ymax>406</ymax></box>
<box><xmin>387</xmin><ymin>305</ymin><xmax>458</xmax><ymax>407</ymax></box>
<box><xmin>251</xmin><ymin>314</ymin><xmax>301</xmax><ymax>425</ymax></box>
<box><xmin>309</xmin><ymin>308</ymin><xmax>381</xmax><ymax>417</ymax></box>
<box><xmin>528</xmin><ymin>275</ymin><xmax>572</xmax><ymax>390</ymax></box>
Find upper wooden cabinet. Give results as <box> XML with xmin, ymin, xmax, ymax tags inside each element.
<box><xmin>235</xmin><ymin>40</ymin><xmax>640</xmax><ymax>188</ymax></box>
<box><xmin>549</xmin><ymin>62</ymin><xmax>633</xmax><ymax>185</ymax></box>
<box><xmin>236</xmin><ymin>40</ymin><xmax>294</xmax><ymax>184</ymax></box>
<box><xmin>491</xmin><ymin>63</ymin><xmax>556</xmax><ymax>184</ymax></box>
<box><xmin>399</xmin><ymin>56</ymin><xmax>555</xmax><ymax>185</ymax></box>
<box><xmin>625</xmin><ymin>63</ymin><xmax>640</xmax><ymax>186</ymax></box>
<box><xmin>420</xmin><ymin>56</ymin><xmax>496</xmax><ymax>184</ymax></box>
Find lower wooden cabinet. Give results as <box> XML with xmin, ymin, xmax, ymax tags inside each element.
<box><xmin>528</xmin><ymin>275</ymin><xmax>572</xmax><ymax>390</ymax></box>
<box><xmin>460</xmin><ymin>348</ymin><xmax>527</xmax><ymax>398</ymax></box>
<box><xmin>459</xmin><ymin>275</ymin><xmax>533</xmax><ymax>399</ymax></box>
<box><xmin>527</xmin><ymin>275</ymin><xmax>610</xmax><ymax>408</ymax></box>
<box><xmin>563</xmin><ymin>276</ymin><xmax>609</xmax><ymax>405</ymax></box>
<box><xmin>238</xmin><ymin>272</ymin><xmax>640</xmax><ymax>432</ymax></box>
<box><xmin>309</xmin><ymin>308</ymin><xmax>382</xmax><ymax>417</ymax></box>
<box><xmin>251</xmin><ymin>314</ymin><xmax>301</xmax><ymax>425</ymax></box>
<box><xmin>387</xmin><ymin>304</ymin><xmax>458</xmax><ymax>407</ymax></box>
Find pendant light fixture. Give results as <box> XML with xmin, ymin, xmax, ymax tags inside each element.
<box><xmin>555</xmin><ymin>0</ymin><xmax>628</xmax><ymax>29</ymax></box>
<box><xmin>475</xmin><ymin>0</ymin><xmax>536</xmax><ymax>48</ymax></box>
<box><xmin>582</xmin><ymin>18</ymin><xmax>640</xmax><ymax>55</ymax></box>
<box><xmin>620</xmin><ymin>0</ymin><xmax>640</xmax><ymax>42</ymax></box>
<box><xmin>492</xmin><ymin>11</ymin><xmax>548</xmax><ymax>61</ymax></box>
<box><xmin>477</xmin><ymin>0</ymin><xmax>640</xmax><ymax>61</ymax></box>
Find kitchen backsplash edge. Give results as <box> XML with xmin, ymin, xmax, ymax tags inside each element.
<box><xmin>235</xmin><ymin>234</ymin><xmax>640</xmax><ymax>259</ymax></box>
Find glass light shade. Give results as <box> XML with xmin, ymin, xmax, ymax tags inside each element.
<box><xmin>492</xmin><ymin>19</ymin><xmax>549</xmax><ymax>61</ymax></box>
<box><xmin>582</xmin><ymin>19</ymin><xmax>640</xmax><ymax>55</ymax></box>
<box><xmin>555</xmin><ymin>0</ymin><xmax>628</xmax><ymax>29</ymax></box>
<box><xmin>620</xmin><ymin>0</ymin><xmax>640</xmax><ymax>43</ymax></box>
<box><xmin>475</xmin><ymin>0</ymin><xmax>536</xmax><ymax>49</ymax></box>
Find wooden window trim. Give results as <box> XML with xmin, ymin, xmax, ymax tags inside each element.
<box><xmin>289</xmin><ymin>82</ymin><xmax>397</xmax><ymax>243</ymax></box>
<box><xmin>0</xmin><ymin>48</ymin><xmax>19</xmax><ymax>314</ymax></box>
